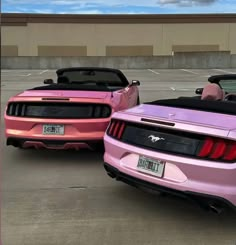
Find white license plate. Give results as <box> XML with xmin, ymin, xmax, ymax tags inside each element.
<box><xmin>137</xmin><ymin>156</ymin><xmax>165</xmax><ymax>177</ymax></box>
<box><xmin>43</xmin><ymin>124</ymin><xmax>64</xmax><ymax>135</ymax></box>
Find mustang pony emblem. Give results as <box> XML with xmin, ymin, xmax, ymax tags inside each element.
<box><xmin>148</xmin><ymin>135</ymin><xmax>165</xmax><ymax>143</ymax></box>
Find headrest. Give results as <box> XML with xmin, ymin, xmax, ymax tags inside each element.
<box><xmin>201</xmin><ymin>83</ymin><xmax>224</xmax><ymax>101</ymax></box>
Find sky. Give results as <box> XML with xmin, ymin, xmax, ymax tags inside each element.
<box><xmin>2</xmin><ymin>0</ymin><xmax>236</xmax><ymax>14</ymax></box>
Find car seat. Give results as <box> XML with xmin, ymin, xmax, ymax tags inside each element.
<box><xmin>224</xmin><ymin>93</ymin><xmax>236</xmax><ymax>102</ymax></box>
<box><xmin>201</xmin><ymin>83</ymin><xmax>224</xmax><ymax>101</ymax></box>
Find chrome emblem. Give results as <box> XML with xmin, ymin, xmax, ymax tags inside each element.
<box><xmin>148</xmin><ymin>135</ymin><xmax>165</xmax><ymax>143</ymax></box>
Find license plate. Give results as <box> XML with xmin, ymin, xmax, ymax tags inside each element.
<box><xmin>137</xmin><ymin>156</ymin><xmax>165</xmax><ymax>177</ymax></box>
<box><xmin>43</xmin><ymin>124</ymin><xmax>64</xmax><ymax>135</ymax></box>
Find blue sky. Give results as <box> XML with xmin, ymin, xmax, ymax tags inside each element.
<box><xmin>2</xmin><ymin>0</ymin><xmax>236</xmax><ymax>14</ymax></box>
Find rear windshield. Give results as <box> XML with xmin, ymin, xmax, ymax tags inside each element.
<box><xmin>147</xmin><ymin>98</ymin><xmax>236</xmax><ymax>116</ymax></box>
<box><xmin>218</xmin><ymin>79</ymin><xmax>236</xmax><ymax>93</ymax></box>
<box><xmin>61</xmin><ymin>70</ymin><xmax>123</xmax><ymax>85</ymax></box>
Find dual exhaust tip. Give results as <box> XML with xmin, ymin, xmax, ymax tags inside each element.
<box><xmin>104</xmin><ymin>165</ymin><xmax>225</xmax><ymax>214</ymax></box>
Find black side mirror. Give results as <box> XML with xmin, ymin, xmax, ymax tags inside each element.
<box><xmin>131</xmin><ymin>80</ymin><xmax>140</xmax><ymax>86</ymax></box>
<box><xmin>195</xmin><ymin>87</ymin><xmax>203</xmax><ymax>95</ymax></box>
<box><xmin>44</xmin><ymin>79</ymin><xmax>54</xmax><ymax>84</ymax></box>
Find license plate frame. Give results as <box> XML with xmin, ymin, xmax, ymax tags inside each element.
<box><xmin>42</xmin><ymin>124</ymin><xmax>65</xmax><ymax>135</ymax></box>
<box><xmin>137</xmin><ymin>156</ymin><xmax>165</xmax><ymax>177</ymax></box>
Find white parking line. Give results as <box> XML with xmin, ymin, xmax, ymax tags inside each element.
<box><xmin>2</xmin><ymin>70</ymin><xmax>32</xmax><ymax>73</ymax></box>
<box><xmin>1</xmin><ymin>73</ymin><xmax>31</xmax><ymax>77</ymax></box>
<box><xmin>19</xmin><ymin>73</ymin><xmax>31</xmax><ymax>77</ymax></box>
<box><xmin>170</xmin><ymin>87</ymin><xmax>193</xmax><ymax>91</ymax></box>
<box><xmin>180</xmin><ymin>69</ymin><xmax>199</xmax><ymax>75</ymax></box>
<box><xmin>176</xmin><ymin>88</ymin><xmax>193</xmax><ymax>91</ymax></box>
<box><xmin>148</xmin><ymin>69</ymin><xmax>160</xmax><ymax>75</ymax></box>
<box><xmin>39</xmin><ymin>70</ymin><xmax>48</xmax><ymax>75</ymax></box>
<box><xmin>213</xmin><ymin>69</ymin><xmax>235</xmax><ymax>74</ymax></box>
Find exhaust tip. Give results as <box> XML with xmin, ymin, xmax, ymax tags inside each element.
<box><xmin>7</xmin><ymin>139</ymin><xmax>21</xmax><ymax>148</ymax></box>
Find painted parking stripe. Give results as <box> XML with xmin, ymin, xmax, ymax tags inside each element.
<box><xmin>180</xmin><ymin>69</ymin><xmax>198</xmax><ymax>75</ymax></box>
<box><xmin>19</xmin><ymin>73</ymin><xmax>31</xmax><ymax>77</ymax></box>
<box><xmin>176</xmin><ymin>88</ymin><xmax>193</xmax><ymax>91</ymax></box>
<box><xmin>1</xmin><ymin>73</ymin><xmax>31</xmax><ymax>77</ymax></box>
<box><xmin>39</xmin><ymin>70</ymin><xmax>48</xmax><ymax>75</ymax></box>
<box><xmin>1</xmin><ymin>70</ymin><xmax>30</xmax><ymax>72</ymax></box>
<box><xmin>148</xmin><ymin>69</ymin><xmax>160</xmax><ymax>75</ymax></box>
<box><xmin>213</xmin><ymin>69</ymin><xmax>235</xmax><ymax>74</ymax></box>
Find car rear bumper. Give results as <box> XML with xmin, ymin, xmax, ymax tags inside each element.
<box><xmin>7</xmin><ymin>137</ymin><xmax>104</xmax><ymax>150</ymax></box>
<box><xmin>104</xmin><ymin>162</ymin><xmax>236</xmax><ymax>211</ymax></box>
<box><xmin>5</xmin><ymin>116</ymin><xmax>110</xmax><ymax>149</ymax></box>
<box><xmin>103</xmin><ymin>135</ymin><xmax>236</xmax><ymax>210</ymax></box>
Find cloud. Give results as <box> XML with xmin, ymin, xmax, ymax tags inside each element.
<box><xmin>2</xmin><ymin>0</ymin><xmax>219</xmax><ymax>9</ymax></box>
<box><xmin>2</xmin><ymin>0</ymin><xmax>236</xmax><ymax>14</ymax></box>
<box><xmin>158</xmin><ymin>0</ymin><xmax>216</xmax><ymax>6</ymax></box>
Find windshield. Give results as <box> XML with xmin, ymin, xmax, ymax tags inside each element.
<box><xmin>60</xmin><ymin>70</ymin><xmax>124</xmax><ymax>86</ymax></box>
<box><xmin>219</xmin><ymin>79</ymin><xmax>236</xmax><ymax>93</ymax></box>
<box><xmin>147</xmin><ymin>98</ymin><xmax>236</xmax><ymax>116</ymax></box>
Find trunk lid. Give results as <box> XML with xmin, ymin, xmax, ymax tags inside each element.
<box><xmin>123</xmin><ymin>104</ymin><xmax>235</xmax><ymax>131</ymax></box>
<box><xmin>16</xmin><ymin>90</ymin><xmax>111</xmax><ymax>100</ymax></box>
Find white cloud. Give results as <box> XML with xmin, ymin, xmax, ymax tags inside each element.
<box><xmin>2</xmin><ymin>0</ymin><xmax>220</xmax><ymax>8</ymax></box>
<box><xmin>3</xmin><ymin>0</ymin><xmax>236</xmax><ymax>14</ymax></box>
<box><xmin>158</xmin><ymin>0</ymin><xmax>216</xmax><ymax>6</ymax></box>
<box><xmin>60</xmin><ymin>9</ymin><xmax>103</xmax><ymax>14</ymax></box>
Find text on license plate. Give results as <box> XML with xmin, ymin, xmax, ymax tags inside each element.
<box><xmin>43</xmin><ymin>124</ymin><xmax>64</xmax><ymax>135</ymax></box>
<box><xmin>137</xmin><ymin>156</ymin><xmax>165</xmax><ymax>177</ymax></box>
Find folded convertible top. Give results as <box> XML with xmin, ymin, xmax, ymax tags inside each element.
<box><xmin>146</xmin><ymin>98</ymin><xmax>236</xmax><ymax>116</ymax></box>
<box><xmin>29</xmin><ymin>84</ymin><xmax>120</xmax><ymax>92</ymax></box>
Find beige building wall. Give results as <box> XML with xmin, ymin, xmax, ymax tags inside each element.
<box><xmin>229</xmin><ymin>23</ymin><xmax>236</xmax><ymax>54</ymax></box>
<box><xmin>1</xmin><ymin>14</ymin><xmax>236</xmax><ymax>56</ymax></box>
<box><xmin>1</xmin><ymin>45</ymin><xmax>19</xmax><ymax>56</ymax></box>
<box><xmin>28</xmin><ymin>23</ymin><xmax>95</xmax><ymax>56</ymax></box>
<box><xmin>94</xmin><ymin>24</ymin><xmax>162</xmax><ymax>56</ymax></box>
<box><xmin>1</xmin><ymin>26</ymin><xmax>29</xmax><ymax>56</ymax></box>
<box><xmin>162</xmin><ymin>23</ymin><xmax>231</xmax><ymax>55</ymax></box>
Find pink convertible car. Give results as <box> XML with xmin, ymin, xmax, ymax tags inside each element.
<box><xmin>5</xmin><ymin>67</ymin><xmax>140</xmax><ymax>150</ymax></box>
<box><xmin>104</xmin><ymin>74</ymin><xmax>236</xmax><ymax>213</ymax></box>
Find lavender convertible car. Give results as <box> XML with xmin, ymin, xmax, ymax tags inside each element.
<box><xmin>103</xmin><ymin>74</ymin><xmax>236</xmax><ymax>213</ymax></box>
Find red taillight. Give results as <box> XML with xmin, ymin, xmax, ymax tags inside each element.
<box><xmin>113</xmin><ymin>121</ymin><xmax>120</xmax><ymax>137</ymax></box>
<box><xmin>117</xmin><ymin>122</ymin><xmax>125</xmax><ymax>139</ymax></box>
<box><xmin>198</xmin><ymin>137</ymin><xmax>235</xmax><ymax>162</ymax></box>
<box><xmin>210</xmin><ymin>139</ymin><xmax>227</xmax><ymax>159</ymax></box>
<box><xmin>223</xmin><ymin>142</ymin><xmax>236</xmax><ymax>161</ymax></box>
<box><xmin>107</xmin><ymin>120</ymin><xmax>126</xmax><ymax>139</ymax></box>
<box><xmin>198</xmin><ymin>137</ymin><xmax>214</xmax><ymax>157</ymax></box>
<box><xmin>108</xmin><ymin>121</ymin><xmax>115</xmax><ymax>135</ymax></box>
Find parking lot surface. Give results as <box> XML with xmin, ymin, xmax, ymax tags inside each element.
<box><xmin>1</xmin><ymin>69</ymin><xmax>236</xmax><ymax>245</ymax></box>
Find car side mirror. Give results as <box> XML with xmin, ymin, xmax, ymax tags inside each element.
<box><xmin>195</xmin><ymin>87</ymin><xmax>203</xmax><ymax>95</ymax></box>
<box><xmin>44</xmin><ymin>79</ymin><xmax>54</xmax><ymax>84</ymax></box>
<box><xmin>131</xmin><ymin>80</ymin><xmax>140</xmax><ymax>86</ymax></box>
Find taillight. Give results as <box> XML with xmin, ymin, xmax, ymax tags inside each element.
<box><xmin>7</xmin><ymin>102</ymin><xmax>26</xmax><ymax>116</ymax></box>
<box><xmin>198</xmin><ymin>137</ymin><xmax>214</xmax><ymax>157</ymax></box>
<box><xmin>107</xmin><ymin>120</ymin><xmax>126</xmax><ymax>139</ymax></box>
<box><xmin>223</xmin><ymin>142</ymin><xmax>236</xmax><ymax>161</ymax></box>
<box><xmin>197</xmin><ymin>137</ymin><xmax>236</xmax><ymax>162</ymax></box>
